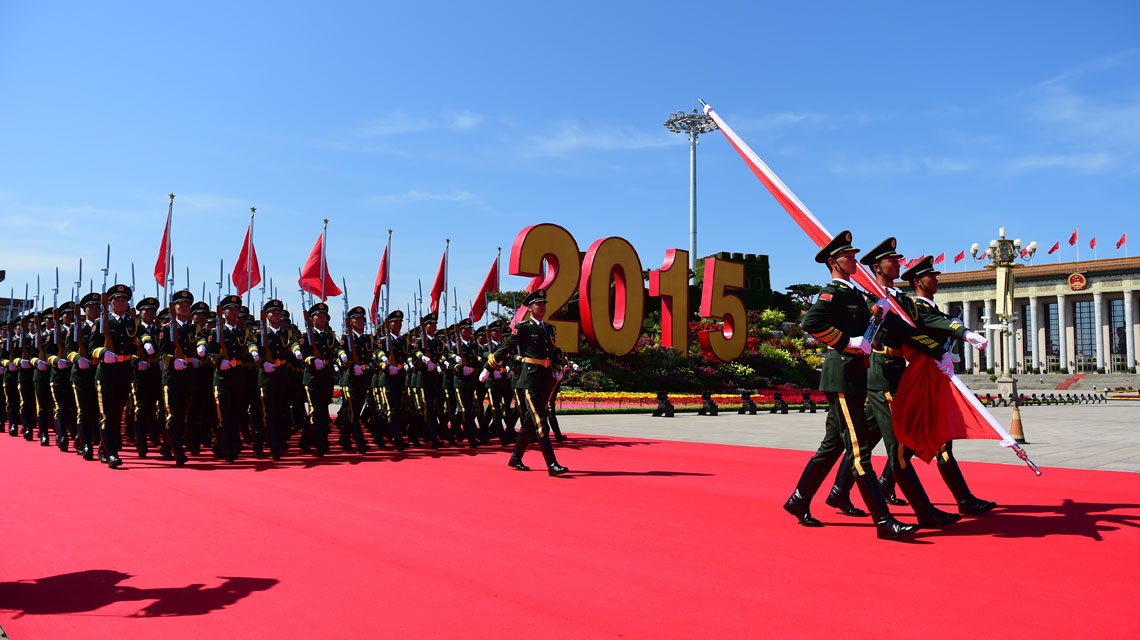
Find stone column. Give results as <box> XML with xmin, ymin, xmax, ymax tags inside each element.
<box><xmin>985</xmin><ymin>298</ymin><xmax>996</xmax><ymax>373</ymax></box>
<box><xmin>1029</xmin><ymin>296</ymin><xmax>1041</xmax><ymax>373</ymax></box>
<box><xmin>1057</xmin><ymin>294</ymin><xmax>1068</xmax><ymax>372</ymax></box>
<box><xmin>962</xmin><ymin>300</ymin><xmax>976</xmax><ymax>373</ymax></box>
<box><xmin>1125</xmin><ymin>289</ymin><xmax>1136</xmax><ymax>371</ymax></box>
<box><xmin>1093</xmin><ymin>291</ymin><xmax>1105</xmax><ymax>371</ymax></box>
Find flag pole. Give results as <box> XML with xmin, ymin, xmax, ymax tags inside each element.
<box><xmin>320</xmin><ymin>218</ymin><xmax>329</xmax><ymax>302</ymax></box>
<box><xmin>443</xmin><ymin>237</ymin><xmax>450</xmax><ymax>335</ymax></box>
<box><xmin>164</xmin><ymin>193</ymin><xmax>174</xmax><ymax>314</ymax></box>
<box><xmin>385</xmin><ymin>229</ymin><xmax>392</xmax><ymax>351</ymax></box>
<box><xmin>247</xmin><ymin>207</ymin><xmax>256</xmax><ymax>310</ymax></box>
<box><xmin>496</xmin><ymin>246</ymin><xmax>502</xmax><ymax>319</ymax></box>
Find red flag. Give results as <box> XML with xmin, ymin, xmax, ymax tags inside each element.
<box><xmin>153</xmin><ymin>208</ymin><xmax>171</xmax><ymax>285</ymax></box>
<box><xmin>298</xmin><ymin>232</ymin><xmax>341</xmax><ymax>301</ymax></box>
<box><xmin>468</xmin><ymin>257</ymin><xmax>499</xmax><ymax>322</ymax></box>
<box><xmin>1090</xmin><ymin>237</ymin><xmax>1096</xmax><ymax>249</ymax></box>
<box><xmin>934</xmin><ymin>253</ymin><xmax>945</xmax><ymax>265</ymax></box>
<box><xmin>1047</xmin><ymin>241</ymin><xmax>1060</xmax><ymax>254</ymax></box>
<box><xmin>231</xmin><ymin>223</ymin><xmax>261</xmax><ymax>296</ymax></box>
<box><xmin>1068</xmin><ymin>229</ymin><xmax>1078</xmax><ymax>245</ymax></box>
<box><xmin>953</xmin><ymin>250</ymin><xmax>965</xmax><ymax>263</ymax></box>
<box><xmin>429</xmin><ymin>251</ymin><xmax>446</xmax><ymax>314</ymax></box>
<box><xmin>893</xmin><ymin>349</ymin><xmax>1001</xmax><ymax>462</ymax></box>
<box><xmin>370</xmin><ymin>244</ymin><xmax>389</xmax><ymax>323</ymax></box>
<box><xmin>1117</xmin><ymin>233</ymin><xmax>1127</xmax><ymax>249</ymax></box>
<box><xmin>1020</xmin><ymin>247</ymin><xmax>1029</xmax><ymax>258</ymax></box>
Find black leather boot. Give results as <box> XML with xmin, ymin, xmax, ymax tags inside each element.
<box><xmin>854</xmin><ymin>474</ymin><xmax>919</xmax><ymax>540</ymax></box>
<box><xmin>507</xmin><ymin>425</ymin><xmax>533</xmax><ymax>471</ymax></box>
<box><xmin>825</xmin><ymin>453</ymin><xmax>868</xmax><ymax>517</ymax></box>
<box><xmin>894</xmin><ymin>464</ymin><xmax>961</xmax><ymax>528</ymax></box>
<box><xmin>783</xmin><ymin>458</ymin><xmax>833</xmax><ymax>527</ymax></box>
<box><xmin>538</xmin><ymin>433</ymin><xmax>568</xmax><ymax>476</ymax></box>
<box><xmin>879</xmin><ymin>464</ymin><xmax>907</xmax><ymax>506</ymax></box>
<box><xmin>938</xmin><ymin>459</ymin><xmax>997</xmax><ymax>514</ymax></box>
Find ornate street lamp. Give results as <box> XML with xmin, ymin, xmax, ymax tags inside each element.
<box><xmin>971</xmin><ymin>228</ymin><xmax>1037</xmax><ymax>409</ymax></box>
<box><xmin>665</xmin><ymin>108</ymin><xmax>718</xmax><ymax>282</ymax></box>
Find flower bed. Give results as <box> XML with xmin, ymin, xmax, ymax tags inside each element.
<box><xmin>556</xmin><ymin>389</ymin><xmax>827</xmax><ymax>412</ymax></box>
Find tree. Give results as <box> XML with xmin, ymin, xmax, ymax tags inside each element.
<box><xmin>785</xmin><ymin>284</ymin><xmax>822</xmax><ymax>306</ymax></box>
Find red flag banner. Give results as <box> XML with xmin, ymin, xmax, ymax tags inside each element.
<box><xmin>370</xmin><ymin>244</ymin><xmax>389</xmax><ymax>324</ymax></box>
<box><xmin>298</xmin><ymin>232</ymin><xmax>341</xmax><ymax>301</ymax></box>
<box><xmin>154</xmin><ymin>209</ymin><xmax>171</xmax><ymax>285</ymax></box>
<box><xmin>1069</xmin><ymin>229</ymin><xmax>1078</xmax><ymax>246</ymax></box>
<box><xmin>1020</xmin><ymin>248</ymin><xmax>1029</xmax><ymax>258</ymax></box>
<box><xmin>701</xmin><ymin>102</ymin><xmax>1022</xmax><ymax>457</ymax></box>
<box><xmin>1090</xmin><ymin>237</ymin><xmax>1097</xmax><ymax>249</ymax></box>
<box><xmin>1047</xmin><ymin>241</ymin><xmax>1060</xmax><ymax>255</ymax></box>
<box><xmin>231</xmin><ymin>224</ymin><xmax>261</xmax><ymax>296</ymax></box>
<box><xmin>934</xmin><ymin>253</ymin><xmax>945</xmax><ymax>265</ymax></box>
<box><xmin>430</xmin><ymin>251</ymin><xmax>446</xmax><ymax>314</ymax></box>
<box><xmin>1117</xmin><ymin>233</ymin><xmax>1127</xmax><ymax>249</ymax></box>
<box><xmin>953</xmin><ymin>250</ymin><xmax>965</xmax><ymax>263</ymax></box>
<box><xmin>468</xmin><ymin>257</ymin><xmax>499</xmax><ymax>322</ymax></box>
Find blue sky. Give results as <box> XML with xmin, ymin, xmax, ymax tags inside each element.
<box><xmin>2</xmin><ymin>1</ymin><xmax>1138</xmax><ymax>316</ymax></box>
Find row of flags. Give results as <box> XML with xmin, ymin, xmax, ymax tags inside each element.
<box><xmin>151</xmin><ymin>202</ymin><xmax>506</xmax><ymax>327</ymax></box>
<box><xmin>897</xmin><ymin>230</ymin><xmax>1130</xmax><ymax>270</ymax></box>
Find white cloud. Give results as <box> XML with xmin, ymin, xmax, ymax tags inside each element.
<box><xmin>355</xmin><ymin>109</ymin><xmax>484</xmax><ymax>137</ymax></box>
<box><xmin>1010</xmin><ymin>153</ymin><xmax>1113</xmax><ymax>173</ymax></box>
<box><xmin>362</xmin><ymin>190</ymin><xmax>481</xmax><ymax>206</ymax></box>
<box><xmin>524</xmin><ymin>121</ymin><xmax>673</xmax><ymax>157</ymax></box>
<box><xmin>826</xmin><ymin>156</ymin><xmax>973</xmax><ymax>176</ymax></box>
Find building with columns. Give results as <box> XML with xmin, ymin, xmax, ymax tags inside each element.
<box><xmin>906</xmin><ymin>256</ymin><xmax>1139</xmax><ymax>375</ymax></box>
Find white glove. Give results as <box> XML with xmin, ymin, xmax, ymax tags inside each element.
<box><xmin>554</xmin><ymin>371</ymin><xmax>564</xmax><ymax>382</ymax></box>
<box><xmin>462</xmin><ymin>366</ymin><xmax>472</xmax><ymax>376</ymax></box>
<box><xmin>251</xmin><ymin>351</ymin><xmax>261</xmax><ymax>362</ymax></box>
<box><xmin>454</xmin><ymin>356</ymin><xmax>463</xmax><ymax>365</ymax></box>
<box><xmin>173</xmin><ymin>358</ymin><xmax>187</xmax><ymax>371</ymax></box>
<box><xmin>56</xmin><ymin>359</ymin><xmax>70</xmax><ymax>370</ymax></box>
<box><xmin>505</xmin><ymin>369</ymin><xmax>513</xmax><ymax>378</ymax></box>
<box><xmin>36</xmin><ymin>360</ymin><xmax>48</xmax><ymax>371</ymax></box>
<box><xmin>380</xmin><ymin>355</ymin><xmax>388</xmax><ymax>363</ymax></box>
<box><xmin>873</xmin><ymin>297</ymin><xmax>890</xmax><ymax>318</ymax></box>
<box><xmin>262</xmin><ymin>362</ymin><xmax>276</xmax><ymax>373</ymax></box>
<box><xmin>340</xmin><ymin>353</ymin><xmax>348</xmax><ymax>364</ymax></box>
<box><xmin>6</xmin><ymin>363</ymin><xmax>16</xmax><ymax>371</ymax></box>
<box><xmin>493</xmin><ymin>370</ymin><xmax>501</xmax><ymax>379</ymax></box>
<box><xmin>103</xmin><ymin>351</ymin><xmax>119</xmax><ymax>363</ymax></box>
<box><xmin>936</xmin><ymin>353</ymin><xmax>954</xmax><ymax>377</ymax></box>
<box><xmin>426</xmin><ymin>362</ymin><xmax>435</xmax><ymax>372</ymax></box>
<box><xmin>138</xmin><ymin>360</ymin><xmax>150</xmax><ymax>371</ymax></box>
<box><xmin>964</xmin><ymin>330</ymin><xmax>988</xmax><ymax>350</ymax></box>
<box><xmin>570</xmin><ymin>363</ymin><xmax>579</xmax><ymax>372</ymax></box>
<box><xmin>144</xmin><ymin>342</ymin><xmax>155</xmax><ymax>355</ymax></box>
<box><xmin>20</xmin><ymin>359</ymin><xmax>31</xmax><ymax>368</ymax></box>
<box><xmin>293</xmin><ymin>349</ymin><xmax>303</xmax><ymax>359</ymax></box>
<box><xmin>354</xmin><ymin>364</ymin><xmax>365</xmax><ymax>376</ymax></box>
<box><xmin>191</xmin><ymin>358</ymin><xmax>201</xmax><ymax>368</ymax></box>
<box><xmin>388</xmin><ymin>365</ymin><xmax>398</xmax><ymax>375</ymax></box>
<box><xmin>847</xmin><ymin>336</ymin><xmax>872</xmax><ymax>356</ymax></box>
<box><xmin>196</xmin><ymin>344</ymin><xmax>207</xmax><ymax>357</ymax></box>
<box><xmin>314</xmin><ymin>358</ymin><xmax>325</xmax><ymax>370</ymax></box>
<box><xmin>421</xmin><ymin>355</ymin><xmax>432</xmax><ymax>365</ymax></box>
<box><xmin>219</xmin><ymin>359</ymin><xmax>232</xmax><ymax>371</ymax></box>
<box><xmin>404</xmin><ymin>363</ymin><xmax>413</xmax><ymax>372</ymax></box>
<box><xmin>77</xmin><ymin>356</ymin><xmax>90</xmax><ymax>369</ymax></box>
<box><xmin>478</xmin><ymin>369</ymin><xmax>490</xmax><ymax>382</ymax></box>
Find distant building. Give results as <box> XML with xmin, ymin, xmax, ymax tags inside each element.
<box><xmin>904</xmin><ymin>256</ymin><xmax>1139</xmax><ymax>374</ymax></box>
<box><xmin>695</xmin><ymin>252</ymin><xmax>773</xmax><ymax>310</ymax></box>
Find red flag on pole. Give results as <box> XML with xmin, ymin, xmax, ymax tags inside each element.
<box><xmin>153</xmin><ymin>205</ymin><xmax>172</xmax><ymax>285</ymax></box>
<box><xmin>298</xmin><ymin>232</ymin><xmax>341</xmax><ymax>301</ymax></box>
<box><xmin>1069</xmin><ymin>229</ymin><xmax>1078</xmax><ymax>246</ymax></box>
<box><xmin>953</xmin><ymin>250</ymin><xmax>965</xmax><ymax>264</ymax></box>
<box><xmin>231</xmin><ymin>223</ymin><xmax>261</xmax><ymax>296</ymax></box>
<box><xmin>370</xmin><ymin>244</ymin><xmax>389</xmax><ymax>323</ymax></box>
<box><xmin>893</xmin><ymin>353</ymin><xmax>1001</xmax><ymax>462</ymax></box>
<box><xmin>934</xmin><ymin>253</ymin><xmax>945</xmax><ymax>265</ymax></box>
<box><xmin>1047</xmin><ymin>241</ymin><xmax>1060</xmax><ymax>255</ymax></box>
<box><xmin>429</xmin><ymin>250</ymin><xmax>446</xmax><ymax>314</ymax></box>
<box><xmin>1117</xmin><ymin>233</ymin><xmax>1127</xmax><ymax>249</ymax></box>
<box><xmin>1090</xmin><ymin>237</ymin><xmax>1097</xmax><ymax>249</ymax></box>
<box><xmin>1020</xmin><ymin>247</ymin><xmax>1029</xmax><ymax>258</ymax></box>
<box><xmin>468</xmin><ymin>257</ymin><xmax>499</xmax><ymax>322</ymax></box>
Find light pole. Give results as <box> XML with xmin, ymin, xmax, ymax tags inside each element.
<box><xmin>664</xmin><ymin>108</ymin><xmax>718</xmax><ymax>282</ymax></box>
<box><xmin>971</xmin><ymin>228</ymin><xmax>1037</xmax><ymax>406</ymax></box>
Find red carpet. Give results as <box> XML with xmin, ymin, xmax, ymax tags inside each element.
<box><xmin>2</xmin><ymin>433</ymin><xmax>1138</xmax><ymax>639</ymax></box>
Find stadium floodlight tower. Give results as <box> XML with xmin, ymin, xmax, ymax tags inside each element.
<box><xmin>664</xmin><ymin>107</ymin><xmax>719</xmax><ymax>283</ymax></box>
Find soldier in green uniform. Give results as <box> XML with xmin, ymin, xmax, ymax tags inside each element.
<box><xmin>441</xmin><ymin>323</ymin><xmax>460</xmax><ymax>444</ymax></box>
<box><xmin>254</xmin><ymin>299</ymin><xmax>303</xmax><ymax>460</ymax></box>
<box><xmin>376</xmin><ymin>309</ymin><xmax>412</xmax><ymax>449</ymax></box>
<box><xmin>90</xmin><ymin>284</ymin><xmax>139</xmax><ymax>469</ymax></box>
<box><xmin>49</xmin><ymin>301</ymin><xmax>77</xmax><ymax>451</ymax></box>
<box><xmin>903</xmin><ymin>256</ymin><xmax>998</xmax><ymax>515</ymax></box>
<box><xmin>152</xmin><ymin>290</ymin><xmax>202</xmax><ymax>465</ymax></box>
<box><xmin>299</xmin><ymin>302</ymin><xmax>342</xmax><ymax>456</ymax></box>
<box><xmin>340</xmin><ymin>305</ymin><xmax>376</xmax><ymax>453</ymax></box>
<box><xmin>480</xmin><ymin>320</ymin><xmax>514</xmax><ymax>445</ymax></box>
<box><xmin>411</xmin><ymin>312</ymin><xmax>446</xmax><ymax>449</ymax></box>
<box><xmin>31</xmin><ymin>308</ymin><xmax>57</xmax><ymax>446</ymax></box>
<box><xmin>484</xmin><ymin>289</ymin><xmax>569</xmax><ymax>476</ymax></box>
<box><xmin>17</xmin><ymin>313</ymin><xmax>37</xmax><ymax>441</ymax></box>
<box><xmin>784</xmin><ymin>232</ymin><xmax>952</xmax><ymax>539</ymax></box>
<box><xmin>67</xmin><ymin>292</ymin><xmax>100</xmax><ymax>459</ymax></box>
<box><xmin>1</xmin><ymin>320</ymin><xmax>11</xmax><ymax>436</ymax></box>
<box><xmin>129</xmin><ymin>297</ymin><xmax>161</xmax><ymax>457</ymax></box>
<box><xmin>205</xmin><ymin>295</ymin><xmax>254</xmax><ymax>462</ymax></box>
<box><xmin>188</xmin><ymin>301</ymin><xmax>216</xmax><ymax>455</ymax></box>
<box><xmin>452</xmin><ymin>319</ymin><xmax>488</xmax><ymax>447</ymax></box>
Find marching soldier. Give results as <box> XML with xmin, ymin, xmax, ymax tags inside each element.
<box><xmin>783</xmin><ymin>232</ymin><xmax>952</xmax><ymax>539</ymax></box>
<box><xmin>339</xmin><ymin>305</ymin><xmax>375</xmax><ymax>453</ymax></box>
<box><xmin>205</xmin><ymin>295</ymin><xmax>254</xmax><ymax>462</ymax></box>
<box><xmin>31</xmin><ymin>309</ymin><xmax>57</xmax><ymax>446</ymax></box>
<box><xmin>411</xmin><ymin>312</ymin><xmax>446</xmax><ymax>448</ymax></box>
<box><xmin>68</xmin><ymin>293</ymin><xmax>100</xmax><ymax>460</ymax></box>
<box><xmin>90</xmin><ymin>284</ymin><xmax>139</xmax><ymax>469</ymax></box>
<box><xmin>18</xmin><ymin>313</ymin><xmax>37</xmax><ymax>441</ymax></box>
<box><xmin>1</xmin><ymin>321</ymin><xmax>9</xmax><ymax>436</ymax></box>
<box><xmin>452</xmin><ymin>319</ymin><xmax>487</xmax><ymax>447</ymax></box>
<box><xmin>375</xmin><ymin>310</ymin><xmax>411</xmax><ymax>449</ymax></box>
<box><xmin>484</xmin><ymin>289</ymin><xmax>569</xmax><ymax>476</ymax></box>
<box><xmin>188</xmin><ymin>301</ymin><xmax>216</xmax><ymax>455</ymax></box>
<box><xmin>50</xmin><ymin>301</ymin><xmax>78</xmax><ymax>451</ymax></box>
<box><xmin>254</xmin><ymin>299</ymin><xmax>303</xmax><ymax>460</ymax></box>
<box><xmin>482</xmin><ymin>320</ymin><xmax>517</xmax><ymax>445</ymax></box>
<box><xmin>299</xmin><ymin>302</ymin><xmax>342</xmax><ymax>456</ymax></box>
<box><xmin>131</xmin><ymin>297</ymin><xmax>162</xmax><ymax>457</ymax></box>
<box><xmin>152</xmin><ymin>290</ymin><xmax>201</xmax><ymax>465</ymax></box>
<box><xmin>902</xmin><ymin>256</ymin><xmax>998</xmax><ymax>515</ymax></box>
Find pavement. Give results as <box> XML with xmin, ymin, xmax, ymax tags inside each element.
<box><xmin>553</xmin><ymin>402</ymin><xmax>1140</xmax><ymax>473</ymax></box>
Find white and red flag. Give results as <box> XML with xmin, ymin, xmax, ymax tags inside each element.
<box><xmin>1117</xmin><ymin>233</ymin><xmax>1127</xmax><ymax>249</ymax></box>
<box><xmin>154</xmin><ymin>196</ymin><xmax>173</xmax><ymax>285</ymax></box>
<box><xmin>430</xmin><ymin>249</ymin><xmax>447</xmax><ymax>314</ymax></box>
<box><xmin>1069</xmin><ymin>229</ymin><xmax>1078</xmax><ymax>246</ymax></box>
<box><xmin>370</xmin><ymin>242</ymin><xmax>389</xmax><ymax>324</ymax></box>
<box><xmin>702</xmin><ymin>101</ymin><xmax>1037</xmax><ymax>470</ymax></box>
<box><xmin>468</xmin><ymin>255</ymin><xmax>499</xmax><ymax>322</ymax></box>
<box><xmin>298</xmin><ymin>227</ymin><xmax>341</xmax><ymax>301</ymax></box>
<box><xmin>231</xmin><ymin>220</ymin><xmax>261</xmax><ymax>296</ymax></box>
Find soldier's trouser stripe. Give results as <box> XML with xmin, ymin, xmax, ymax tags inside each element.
<box><xmin>213</xmin><ymin>386</ymin><xmax>224</xmax><ymax>424</ymax></box>
<box><xmin>837</xmin><ymin>393</ymin><xmax>864</xmax><ymax>477</ymax></box>
<box><xmin>524</xmin><ymin>389</ymin><xmax>545</xmax><ymax>437</ymax></box>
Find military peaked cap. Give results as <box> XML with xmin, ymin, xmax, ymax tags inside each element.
<box><xmin>262</xmin><ymin>299</ymin><xmax>284</xmax><ymax>312</ymax></box>
<box><xmin>859</xmin><ymin>237</ymin><xmax>903</xmax><ymax>266</ymax></box>
<box><xmin>901</xmin><ymin>256</ymin><xmax>941</xmax><ymax>282</ymax></box>
<box><xmin>58</xmin><ymin>301</ymin><xmax>75</xmax><ymax>313</ymax></box>
<box><xmin>814</xmin><ymin>231</ymin><xmax>859</xmax><ymax>264</ymax></box>
<box><xmin>421</xmin><ymin>312</ymin><xmax>438</xmax><ymax>324</ymax></box>
<box><xmin>308</xmin><ymin>302</ymin><xmax>329</xmax><ymax>316</ymax></box>
<box><xmin>456</xmin><ymin>318</ymin><xmax>472</xmax><ymax>329</ymax></box>
<box><xmin>80</xmin><ymin>292</ymin><xmax>101</xmax><ymax>308</ymax></box>
<box><xmin>347</xmin><ymin>306</ymin><xmax>367</xmax><ymax>320</ymax></box>
<box><xmin>386</xmin><ymin>309</ymin><xmax>404</xmax><ymax>322</ymax></box>
<box><xmin>220</xmin><ymin>294</ymin><xmax>243</xmax><ymax>310</ymax></box>
<box><xmin>171</xmin><ymin>290</ymin><xmax>194</xmax><ymax>305</ymax></box>
<box><xmin>190</xmin><ymin>301</ymin><xmax>210</xmax><ymax>314</ymax></box>
<box><xmin>522</xmin><ymin>288</ymin><xmax>547</xmax><ymax>306</ymax></box>
<box><xmin>136</xmin><ymin>297</ymin><xmax>159</xmax><ymax>311</ymax></box>
<box><xmin>106</xmin><ymin>284</ymin><xmax>132</xmax><ymax>300</ymax></box>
